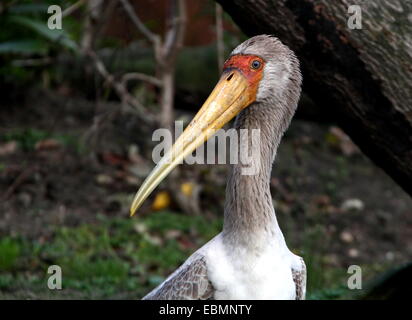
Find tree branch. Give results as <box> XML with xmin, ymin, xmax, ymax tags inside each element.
<box><xmin>164</xmin><ymin>0</ymin><xmax>187</xmax><ymax>62</ymax></box>
<box><xmin>87</xmin><ymin>50</ymin><xmax>156</xmax><ymax>124</ymax></box>
<box><xmin>62</xmin><ymin>0</ymin><xmax>87</xmax><ymax>18</ymax></box>
<box><xmin>119</xmin><ymin>0</ymin><xmax>160</xmax><ymax>46</ymax></box>
<box><xmin>121</xmin><ymin>72</ymin><xmax>162</xmax><ymax>88</ymax></box>
<box><xmin>215</xmin><ymin>3</ymin><xmax>224</xmax><ymax>71</ymax></box>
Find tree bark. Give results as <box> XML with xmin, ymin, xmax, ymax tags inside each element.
<box><xmin>160</xmin><ymin>68</ymin><xmax>175</xmax><ymax>132</ymax></box>
<box><xmin>80</xmin><ymin>0</ymin><xmax>103</xmax><ymax>53</ymax></box>
<box><xmin>216</xmin><ymin>0</ymin><xmax>412</xmax><ymax>196</ymax></box>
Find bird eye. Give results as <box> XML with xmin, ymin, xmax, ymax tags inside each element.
<box><xmin>251</xmin><ymin>60</ymin><xmax>261</xmax><ymax>69</ymax></box>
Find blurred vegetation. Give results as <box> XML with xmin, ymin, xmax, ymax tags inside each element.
<box><xmin>0</xmin><ymin>210</ymin><xmax>362</xmax><ymax>299</ymax></box>
<box><xmin>0</xmin><ymin>238</ymin><xmax>22</xmax><ymax>271</ymax></box>
<box><xmin>2</xmin><ymin>128</ymin><xmax>83</xmax><ymax>152</ymax></box>
<box><xmin>0</xmin><ymin>0</ymin><xmax>79</xmax><ymax>91</ymax></box>
<box><xmin>0</xmin><ymin>0</ymin><xmax>243</xmax><ymax>100</ymax></box>
<box><xmin>0</xmin><ymin>212</ymin><xmax>223</xmax><ymax>299</ymax></box>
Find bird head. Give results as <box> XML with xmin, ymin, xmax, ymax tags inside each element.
<box><xmin>130</xmin><ymin>35</ymin><xmax>301</xmax><ymax>216</ymax></box>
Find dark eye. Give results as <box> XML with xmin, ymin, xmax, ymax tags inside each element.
<box><xmin>251</xmin><ymin>60</ymin><xmax>261</xmax><ymax>69</ymax></box>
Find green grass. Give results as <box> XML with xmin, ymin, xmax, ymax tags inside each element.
<box><xmin>0</xmin><ymin>238</ymin><xmax>22</xmax><ymax>271</ymax></box>
<box><xmin>0</xmin><ymin>274</ymin><xmax>14</xmax><ymax>290</ymax></box>
<box><xmin>0</xmin><ymin>211</ymin><xmax>222</xmax><ymax>299</ymax></box>
<box><xmin>0</xmin><ymin>210</ymin><xmax>374</xmax><ymax>299</ymax></box>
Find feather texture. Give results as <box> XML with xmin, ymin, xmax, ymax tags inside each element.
<box><xmin>143</xmin><ymin>254</ymin><xmax>214</xmax><ymax>300</ymax></box>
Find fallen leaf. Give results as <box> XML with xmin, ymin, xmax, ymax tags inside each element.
<box><xmin>35</xmin><ymin>139</ymin><xmax>61</xmax><ymax>150</ymax></box>
<box><xmin>314</xmin><ymin>195</ymin><xmax>331</xmax><ymax>207</ymax></box>
<box><xmin>341</xmin><ymin>198</ymin><xmax>364</xmax><ymax>212</ymax></box>
<box><xmin>0</xmin><ymin>141</ymin><xmax>18</xmax><ymax>156</ymax></box>
<box><xmin>128</xmin><ymin>164</ymin><xmax>152</xmax><ymax>178</ymax></box>
<box><xmin>348</xmin><ymin>248</ymin><xmax>359</xmax><ymax>258</ymax></box>
<box><xmin>128</xmin><ymin>144</ymin><xmax>141</xmax><ymax>163</ymax></box>
<box><xmin>125</xmin><ymin>175</ymin><xmax>140</xmax><ymax>186</ymax></box>
<box><xmin>151</xmin><ymin>191</ymin><xmax>171</xmax><ymax>211</ymax></box>
<box><xmin>327</xmin><ymin>126</ymin><xmax>359</xmax><ymax>156</ymax></box>
<box><xmin>165</xmin><ymin>229</ymin><xmax>182</xmax><ymax>240</ymax></box>
<box><xmin>134</xmin><ymin>222</ymin><xmax>147</xmax><ymax>234</ymax></box>
<box><xmin>340</xmin><ymin>231</ymin><xmax>354</xmax><ymax>243</ymax></box>
<box><xmin>96</xmin><ymin>174</ymin><xmax>114</xmax><ymax>185</ymax></box>
<box><xmin>180</xmin><ymin>182</ymin><xmax>194</xmax><ymax>197</ymax></box>
<box><xmin>102</xmin><ymin>152</ymin><xmax>128</xmax><ymax>166</ymax></box>
<box><xmin>178</xmin><ymin>237</ymin><xmax>196</xmax><ymax>250</ymax></box>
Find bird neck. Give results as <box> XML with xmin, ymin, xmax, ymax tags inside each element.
<box><xmin>222</xmin><ymin>100</ymin><xmax>292</xmax><ymax>251</ymax></box>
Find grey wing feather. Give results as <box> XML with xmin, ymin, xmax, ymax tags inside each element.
<box><xmin>143</xmin><ymin>255</ymin><xmax>214</xmax><ymax>300</ymax></box>
<box><xmin>292</xmin><ymin>257</ymin><xmax>307</xmax><ymax>300</ymax></box>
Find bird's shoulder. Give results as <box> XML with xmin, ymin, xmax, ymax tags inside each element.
<box><xmin>143</xmin><ymin>253</ymin><xmax>214</xmax><ymax>300</ymax></box>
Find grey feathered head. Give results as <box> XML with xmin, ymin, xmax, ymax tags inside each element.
<box><xmin>129</xmin><ymin>35</ymin><xmax>302</xmax><ymax>216</ymax></box>
<box><xmin>228</xmin><ymin>34</ymin><xmax>302</xmax><ymax>109</ymax></box>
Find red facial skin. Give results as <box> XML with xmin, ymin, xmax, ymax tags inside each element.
<box><xmin>223</xmin><ymin>54</ymin><xmax>265</xmax><ymax>101</ymax></box>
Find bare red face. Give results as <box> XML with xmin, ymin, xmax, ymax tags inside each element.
<box><xmin>223</xmin><ymin>54</ymin><xmax>265</xmax><ymax>101</ymax></box>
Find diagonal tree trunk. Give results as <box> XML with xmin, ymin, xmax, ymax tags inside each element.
<box><xmin>216</xmin><ymin>0</ymin><xmax>412</xmax><ymax>196</ymax></box>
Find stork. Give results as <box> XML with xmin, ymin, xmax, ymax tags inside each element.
<box><xmin>130</xmin><ymin>35</ymin><xmax>306</xmax><ymax>300</ymax></box>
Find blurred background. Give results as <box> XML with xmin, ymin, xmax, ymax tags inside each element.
<box><xmin>0</xmin><ymin>0</ymin><xmax>411</xmax><ymax>299</ymax></box>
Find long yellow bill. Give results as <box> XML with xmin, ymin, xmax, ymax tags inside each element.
<box><xmin>130</xmin><ymin>70</ymin><xmax>255</xmax><ymax>216</ymax></box>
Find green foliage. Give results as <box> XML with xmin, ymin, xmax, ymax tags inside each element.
<box><xmin>303</xmin><ymin>225</ymin><xmax>328</xmax><ymax>292</ymax></box>
<box><xmin>2</xmin><ymin>128</ymin><xmax>48</xmax><ymax>151</ymax></box>
<box><xmin>0</xmin><ymin>211</ymin><xmax>379</xmax><ymax>299</ymax></box>
<box><xmin>63</xmin><ymin>256</ymin><xmax>129</xmax><ymax>282</ymax></box>
<box><xmin>0</xmin><ymin>211</ymin><xmax>362</xmax><ymax>300</ymax></box>
<box><xmin>134</xmin><ymin>238</ymin><xmax>186</xmax><ymax>270</ymax></box>
<box><xmin>1</xmin><ymin>1</ymin><xmax>79</xmax><ymax>51</ymax></box>
<box><xmin>308</xmin><ymin>286</ymin><xmax>350</xmax><ymax>300</ymax></box>
<box><xmin>175</xmin><ymin>46</ymin><xmax>220</xmax><ymax>93</ymax></box>
<box><xmin>8</xmin><ymin>3</ymin><xmax>50</xmax><ymax>15</ymax></box>
<box><xmin>0</xmin><ymin>274</ymin><xmax>14</xmax><ymax>289</ymax></box>
<box><xmin>0</xmin><ymin>1</ymin><xmax>80</xmax><ymax>86</ymax></box>
<box><xmin>0</xmin><ymin>39</ymin><xmax>48</xmax><ymax>55</ymax></box>
<box><xmin>143</xmin><ymin>211</ymin><xmax>222</xmax><ymax>239</ymax></box>
<box><xmin>9</xmin><ymin>16</ymin><xmax>77</xmax><ymax>51</ymax></box>
<box><xmin>0</xmin><ymin>238</ymin><xmax>22</xmax><ymax>271</ymax></box>
<box><xmin>1</xmin><ymin>128</ymin><xmax>82</xmax><ymax>152</ymax></box>
<box><xmin>0</xmin><ymin>211</ymin><xmax>222</xmax><ymax>298</ymax></box>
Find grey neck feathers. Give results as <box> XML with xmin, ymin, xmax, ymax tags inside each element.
<box><xmin>222</xmin><ymin>94</ymin><xmax>298</xmax><ymax>250</ymax></box>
